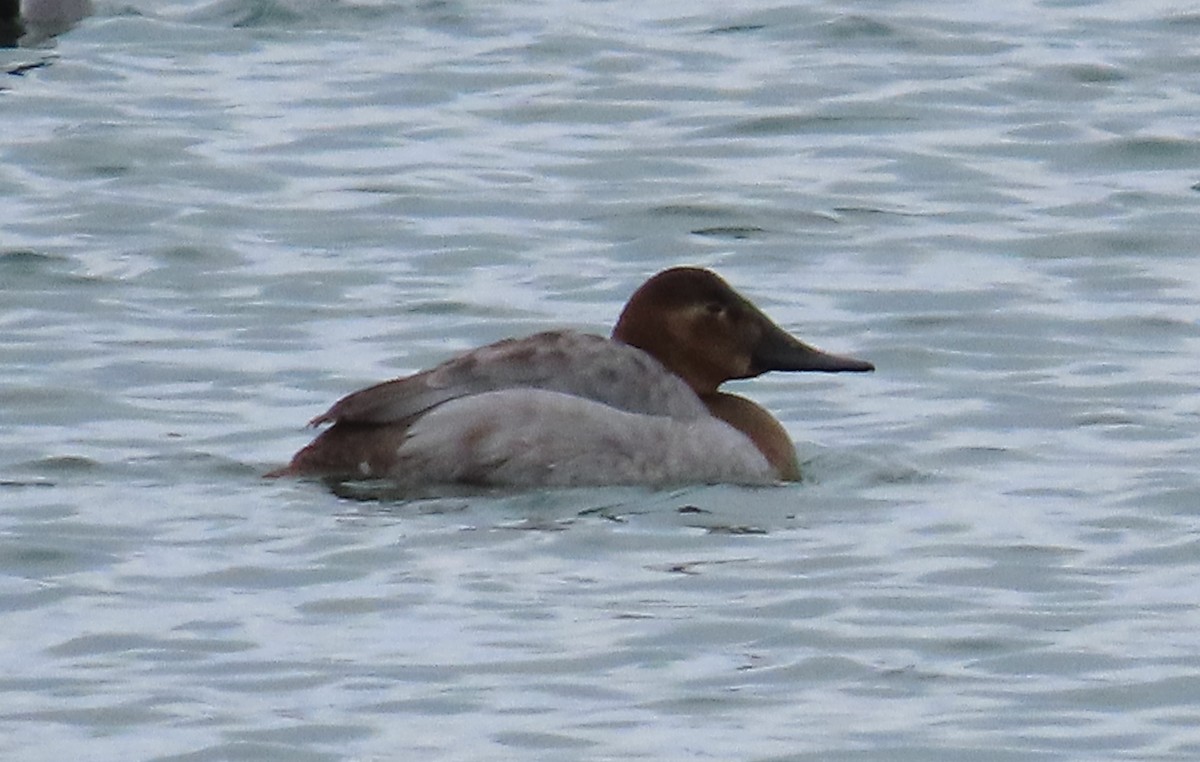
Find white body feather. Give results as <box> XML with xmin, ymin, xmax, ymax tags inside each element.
<box><xmin>382</xmin><ymin>388</ymin><xmax>776</xmax><ymax>487</ymax></box>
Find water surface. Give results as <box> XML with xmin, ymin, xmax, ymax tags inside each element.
<box><xmin>3</xmin><ymin>1</ymin><xmax>1200</xmax><ymax>759</ymax></box>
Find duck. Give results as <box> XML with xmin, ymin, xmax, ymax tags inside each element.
<box><xmin>269</xmin><ymin>267</ymin><xmax>873</xmax><ymax>488</ymax></box>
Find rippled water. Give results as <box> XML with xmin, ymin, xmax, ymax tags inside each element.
<box><xmin>3</xmin><ymin>0</ymin><xmax>1200</xmax><ymax>759</ymax></box>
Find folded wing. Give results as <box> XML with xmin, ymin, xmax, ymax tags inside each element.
<box><xmin>309</xmin><ymin>330</ymin><xmax>710</xmax><ymax>427</ymax></box>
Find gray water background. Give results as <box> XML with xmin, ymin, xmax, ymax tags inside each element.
<box><xmin>3</xmin><ymin>0</ymin><xmax>1200</xmax><ymax>759</ymax></box>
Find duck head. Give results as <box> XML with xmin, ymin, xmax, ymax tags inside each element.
<box><xmin>612</xmin><ymin>267</ymin><xmax>873</xmax><ymax>394</ymax></box>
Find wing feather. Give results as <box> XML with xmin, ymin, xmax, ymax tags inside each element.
<box><xmin>309</xmin><ymin>330</ymin><xmax>707</xmax><ymax>427</ymax></box>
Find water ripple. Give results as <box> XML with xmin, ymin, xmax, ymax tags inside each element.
<box><xmin>2</xmin><ymin>0</ymin><xmax>1200</xmax><ymax>760</ymax></box>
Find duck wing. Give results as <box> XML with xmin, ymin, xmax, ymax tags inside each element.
<box><xmin>309</xmin><ymin>330</ymin><xmax>708</xmax><ymax>427</ymax></box>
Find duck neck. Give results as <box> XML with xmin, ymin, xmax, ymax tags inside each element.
<box><xmin>701</xmin><ymin>391</ymin><xmax>800</xmax><ymax>481</ymax></box>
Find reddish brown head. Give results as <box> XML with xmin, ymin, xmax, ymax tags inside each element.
<box><xmin>612</xmin><ymin>267</ymin><xmax>873</xmax><ymax>395</ymax></box>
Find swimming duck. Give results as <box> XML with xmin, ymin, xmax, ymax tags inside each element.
<box><xmin>271</xmin><ymin>267</ymin><xmax>873</xmax><ymax>487</ymax></box>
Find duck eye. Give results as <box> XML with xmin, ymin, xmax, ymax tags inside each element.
<box><xmin>704</xmin><ymin>302</ymin><xmax>725</xmax><ymax>316</ymax></box>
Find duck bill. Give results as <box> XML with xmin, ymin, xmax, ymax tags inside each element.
<box><xmin>751</xmin><ymin>321</ymin><xmax>874</xmax><ymax>374</ymax></box>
